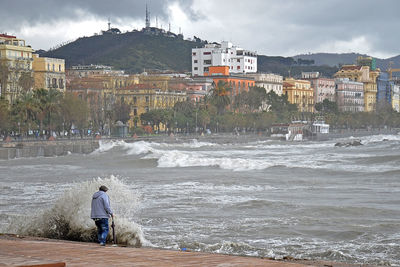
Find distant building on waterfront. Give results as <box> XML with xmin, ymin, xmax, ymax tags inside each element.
<box><xmin>335</xmin><ymin>78</ymin><xmax>364</xmax><ymax>112</ymax></box>
<box><xmin>334</xmin><ymin>63</ymin><xmax>380</xmax><ymax>112</ymax></box>
<box><xmin>283</xmin><ymin>78</ymin><xmax>314</xmax><ymax>113</ymax></box>
<box><xmin>192</xmin><ymin>41</ymin><xmax>257</xmax><ymax>76</ymax></box>
<box><xmin>376</xmin><ymin>72</ymin><xmax>393</xmax><ymax>108</ymax></box>
<box><xmin>32</xmin><ymin>54</ymin><xmax>65</xmax><ymax>92</ymax></box>
<box><xmin>0</xmin><ymin>34</ymin><xmax>34</xmax><ymax>103</ymax></box>
<box><xmin>116</xmin><ymin>84</ymin><xmax>187</xmax><ymax>128</ymax></box>
<box><xmin>204</xmin><ymin>66</ymin><xmax>255</xmax><ymax>97</ymax></box>
<box><xmin>67</xmin><ymin>64</ymin><xmax>125</xmax><ymax>78</ymax></box>
<box><xmin>392</xmin><ymin>83</ymin><xmax>400</xmax><ymax>112</ymax></box>
<box><xmin>302</xmin><ymin>72</ymin><xmax>335</xmax><ymax>104</ymax></box>
<box><xmin>246</xmin><ymin>73</ymin><xmax>283</xmax><ymax>95</ymax></box>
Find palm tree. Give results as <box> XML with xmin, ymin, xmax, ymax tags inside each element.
<box><xmin>210</xmin><ymin>81</ymin><xmax>231</xmax><ymax>115</ymax></box>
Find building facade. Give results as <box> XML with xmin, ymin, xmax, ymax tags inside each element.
<box><xmin>334</xmin><ymin>64</ymin><xmax>380</xmax><ymax>112</ymax></box>
<box><xmin>116</xmin><ymin>84</ymin><xmax>187</xmax><ymax>128</ymax></box>
<box><xmin>204</xmin><ymin>66</ymin><xmax>255</xmax><ymax>96</ymax></box>
<box><xmin>335</xmin><ymin>78</ymin><xmax>364</xmax><ymax>112</ymax></box>
<box><xmin>246</xmin><ymin>73</ymin><xmax>283</xmax><ymax>95</ymax></box>
<box><xmin>192</xmin><ymin>41</ymin><xmax>257</xmax><ymax>76</ymax></box>
<box><xmin>376</xmin><ymin>72</ymin><xmax>394</xmax><ymax>108</ymax></box>
<box><xmin>392</xmin><ymin>83</ymin><xmax>400</xmax><ymax>112</ymax></box>
<box><xmin>283</xmin><ymin>78</ymin><xmax>314</xmax><ymax>113</ymax></box>
<box><xmin>67</xmin><ymin>64</ymin><xmax>125</xmax><ymax>78</ymax></box>
<box><xmin>0</xmin><ymin>34</ymin><xmax>34</xmax><ymax>103</ymax></box>
<box><xmin>32</xmin><ymin>54</ymin><xmax>66</xmax><ymax>91</ymax></box>
<box><xmin>301</xmin><ymin>72</ymin><xmax>335</xmax><ymax>103</ymax></box>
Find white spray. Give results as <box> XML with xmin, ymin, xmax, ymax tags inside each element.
<box><xmin>7</xmin><ymin>176</ymin><xmax>147</xmax><ymax>247</ymax></box>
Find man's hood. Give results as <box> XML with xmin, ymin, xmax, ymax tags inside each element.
<box><xmin>93</xmin><ymin>191</ymin><xmax>105</xmax><ymax>199</ymax></box>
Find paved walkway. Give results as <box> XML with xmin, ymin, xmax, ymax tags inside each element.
<box><xmin>0</xmin><ymin>237</ymin><xmax>314</xmax><ymax>267</ymax></box>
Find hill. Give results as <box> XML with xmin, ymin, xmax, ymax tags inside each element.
<box><xmin>41</xmin><ymin>30</ymin><xmax>339</xmax><ymax>77</ymax></box>
<box><xmin>293</xmin><ymin>53</ymin><xmax>400</xmax><ymax>70</ymax></box>
<box><xmin>42</xmin><ymin>30</ymin><xmax>202</xmax><ymax>73</ymax></box>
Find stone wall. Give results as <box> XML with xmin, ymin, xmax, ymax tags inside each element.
<box><xmin>0</xmin><ymin>140</ymin><xmax>99</xmax><ymax>160</ymax></box>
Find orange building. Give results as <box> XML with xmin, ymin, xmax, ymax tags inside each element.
<box><xmin>204</xmin><ymin>66</ymin><xmax>255</xmax><ymax>96</ymax></box>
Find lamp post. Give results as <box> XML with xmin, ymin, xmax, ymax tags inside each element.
<box><xmin>195</xmin><ymin>110</ymin><xmax>198</xmax><ymax>134</ymax></box>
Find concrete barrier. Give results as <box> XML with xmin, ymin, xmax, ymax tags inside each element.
<box><xmin>0</xmin><ymin>140</ymin><xmax>99</xmax><ymax>160</ymax></box>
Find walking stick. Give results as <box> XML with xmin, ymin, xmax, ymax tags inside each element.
<box><xmin>111</xmin><ymin>217</ymin><xmax>117</xmax><ymax>246</ymax></box>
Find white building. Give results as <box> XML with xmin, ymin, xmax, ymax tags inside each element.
<box><xmin>192</xmin><ymin>41</ymin><xmax>257</xmax><ymax>76</ymax></box>
<box><xmin>246</xmin><ymin>73</ymin><xmax>283</xmax><ymax>95</ymax></box>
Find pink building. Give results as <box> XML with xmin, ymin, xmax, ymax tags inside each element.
<box><xmin>335</xmin><ymin>78</ymin><xmax>364</xmax><ymax>112</ymax></box>
<box><xmin>302</xmin><ymin>72</ymin><xmax>335</xmax><ymax>103</ymax></box>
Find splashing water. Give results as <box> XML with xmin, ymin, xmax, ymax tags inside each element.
<box><xmin>6</xmin><ymin>176</ymin><xmax>147</xmax><ymax>247</ymax></box>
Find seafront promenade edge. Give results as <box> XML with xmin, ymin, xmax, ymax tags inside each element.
<box><xmin>0</xmin><ymin>235</ymin><xmax>376</xmax><ymax>267</ymax></box>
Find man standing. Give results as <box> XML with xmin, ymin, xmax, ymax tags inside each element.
<box><xmin>91</xmin><ymin>185</ymin><xmax>114</xmax><ymax>246</ymax></box>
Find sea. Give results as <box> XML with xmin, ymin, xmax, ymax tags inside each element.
<box><xmin>1</xmin><ymin>134</ymin><xmax>399</xmax><ymax>266</ymax></box>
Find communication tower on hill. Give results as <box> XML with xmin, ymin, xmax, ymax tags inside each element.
<box><xmin>145</xmin><ymin>4</ymin><xmax>150</xmax><ymax>28</ymax></box>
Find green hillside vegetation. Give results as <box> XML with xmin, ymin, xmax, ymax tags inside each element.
<box><xmin>42</xmin><ymin>30</ymin><xmax>340</xmax><ymax>76</ymax></box>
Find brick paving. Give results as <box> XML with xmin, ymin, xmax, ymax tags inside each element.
<box><xmin>0</xmin><ymin>237</ymin><xmax>314</xmax><ymax>267</ymax></box>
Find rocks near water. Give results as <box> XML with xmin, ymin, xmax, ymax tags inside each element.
<box><xmin>334</xmin><ymin>139</ymin><xmax>363</xmax><ymax>147</ymax></box>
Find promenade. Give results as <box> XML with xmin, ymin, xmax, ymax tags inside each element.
<box><xmin>0</xmin><ymin>235</ymin><xmax>316</xmax><ymax>267</ymax></box>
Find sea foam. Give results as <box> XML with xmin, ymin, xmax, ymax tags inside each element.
<box><xmin>6</xmin><ymin>175</ymin><xmax>147</xmax><ymax>247</ymax></box>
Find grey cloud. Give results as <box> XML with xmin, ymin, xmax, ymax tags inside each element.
<box><xmin>0</xmin><ymin>0</ymin><xmax>177</xmax><ymax>29</ymax></box>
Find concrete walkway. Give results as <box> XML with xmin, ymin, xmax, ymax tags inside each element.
<box><xmin>0</xmin><ymin>236</ymin><xmax>314</xmax><ymax>267</ymax></box>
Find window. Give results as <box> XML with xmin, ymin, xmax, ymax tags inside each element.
<box><xmin>194</xmin><ymin>67</ymin><xmax>198</xmax><ymax>70</ymax></box>
<box><xmin>133</xmin><ymin>109</ymin><xmax>137</xmax><ymax>116</ymax></box>
<box><xmin>237</xmin><ymin>59</ymin><xmax>240</xmax><ymax>62</ymax></box>
<box><xmin>52</xmin><ymin>64</ymin><xmax>55</xmax><ymax>71</ymax></box>
<box><xmin>59</xmin><ymin>79</ymin><xmax>64</xmax><ymax>89</ymax></box>
<box><xmin>203</xmin><ymin>52</ymin><xmax>211</xmax><ymax>55</ymax></box>
<box><xmin>59</xmin><ymin>65</ymin><xmax>61</xmax><ymax>72</ymax></box>
<box><xmin>145</xmin><ymin>96</ymin><xmax>149</xmax><ymax>103</ymax></box>
<box><xmin>204</xmin><ymin>67</ymin><xmax>209</xmax><ymax>72</ymax></box>
<box><xmin>237</xmin><ymin>66</ymin><xmax>240</xmax><ymax>70</ymax></box>
<box><xmin>133</xmin><ymin>97</ymin><xmax>137</xmax><ymax>104</ymax></box>
<box><xmin>192</xmin><ymin>52</ymin><xmax>196</xmax><ymax>56</ymax></box>
<box><xmin>194</xmin><ymin>60</ymin><xmax>198</xmax><ymax>63</ymax></box>
<box><xmin>52</xmin><ymin>78</ymin><xmax>57</xmax><ymax>88</ymax></box>
<box><xmin>204</xmin><ymin>60</ymin><xmax>211</xmax><ymax>64</ymax></box>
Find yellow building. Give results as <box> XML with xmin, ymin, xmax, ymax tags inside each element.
<box><xmin>32</xmin><ymin>54</ymin><xmax>66</xmax><ymax>91</ymax></box>
<box><xmin>0</xmin><ymin>34</ymin><xmax>34</xmax><ymax>103</ymax></box>
<box><xmin>283</xmin><ymin>78</ymin><xmax>314</xmax><ymax>112</ymax></box>
<box><xmin>116</xmin><ymin>84</ymin><xmax>187</xmax><ymax>128</ymax></box>
<box><xmin>334</xmin><ymin>65</ymin><xmax>380</xmax><ymax>112</ymax></box>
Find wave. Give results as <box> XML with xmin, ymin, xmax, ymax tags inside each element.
<box><xmin>5</xmin><ymin>176</ymin><xmax>147</xmax><ymax>247</ymax></box>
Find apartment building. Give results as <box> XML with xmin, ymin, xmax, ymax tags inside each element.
<box><xmin>0</xmin><ymin>34</ymin><xmax>34</xmax><ymax>103</ymax></box>
<box><xmin>283</xmin><ymin>78</ymin><xmax>314</xmax><ymax>113</ymax></box>
<box><xmin>32</xmin><ymin>54</ymin><xmax>66</xmax><ymax>91</ymax></box>
<box><xmin>192</xmin><ymin>41</ymin><xmax>257</xmax><ymax>76</ymax></box>
<box><xmin>301</xmin><ymin>72</ymin><xmax>335</xmax><ymax>104</ymax></box>
<box><xmin>116</xmin><ymin>84</ymin><xmax>187</xmax><ymax>128</ymax></box>
<box><xmin>335</xmin><ymin>78</ymin><xmax>364</xmax><ymax>112</ymax></box>
<box><xmin>334</xmin><ymin>64</ymin><xmax>380</xmax><ymax>112</ymax></box>
<box><xmin>246</xmin><ymin>73</ymin><xmax>283</xmax><ymax>95</ymax></box>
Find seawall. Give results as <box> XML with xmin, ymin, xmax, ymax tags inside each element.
<box><xmin>0</xmin><ymin>139</ymin><xmax>99</xmax><ymax>160</ymax></box>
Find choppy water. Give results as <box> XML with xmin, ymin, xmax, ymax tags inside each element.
<box><xmin>1</xmin><ymin>134</ymin><xmax>400</xmax><ymax>265</ymax></box>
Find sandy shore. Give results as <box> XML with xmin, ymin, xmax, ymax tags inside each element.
<box><xmin>0</xmin><ymin>234</ymin><xmax>378</xmax><ymax>267</ymax></box>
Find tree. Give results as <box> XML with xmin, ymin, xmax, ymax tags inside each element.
<box><xmin>209</xmin><ymin>81</ymin><xmax>231</xmax><ymax>115</ymax></box>
<box><xmin>60</xmin><ymin>93</ymin><xmax>88</xmax><ymax>136</ymax></box>
<box><xmin>0</xmin><ymin>60</ymin><xmax>10</xmax><ymax>97</ymax></box>
<box><xmin>112</xmin><ymin>99</ymin><xmax>131</xmax><ymax>124</ymax></box>
<box><xmin>18</xmin><ymin>72</ymin><xmax>34</xmax><ymax>93</ymax></box>
<box><xmin>0</xmin><ymin>97</ymin><xmax>10</xmax><ymax>136</ymax></box>
<box><xmin>315</xmin><ymin>99</ymin><xmax>338</xmax><ymax>114</ymax></box>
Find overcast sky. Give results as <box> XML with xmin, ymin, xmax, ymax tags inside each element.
<box><xmin>1</xmin><ymin>0</ymin><xmax>399</xmax><ymax>58</ymax></box>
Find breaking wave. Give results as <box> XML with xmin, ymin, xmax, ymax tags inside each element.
<box><xmin>6</xmin><ymin>176</ymin><xmax>147</xmax><ymax>247</ymax></box>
